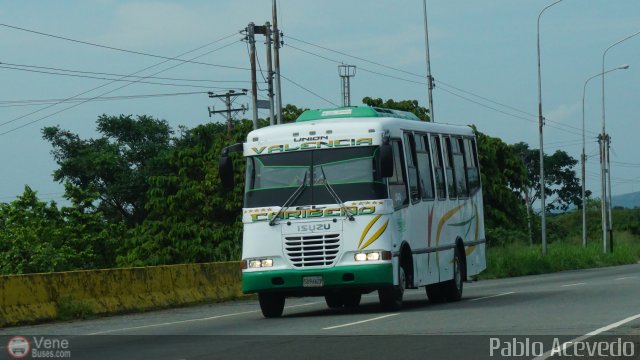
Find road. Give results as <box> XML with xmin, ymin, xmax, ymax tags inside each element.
<box><xmin>2</xmin><ymin>264</ymin><xmax>640</xmax><ymax>359</ymax></box>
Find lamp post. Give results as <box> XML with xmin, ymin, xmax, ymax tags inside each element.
<box><xmin>537</xmin><ymin>0</ymin><xmax>563</xmax><ymax>255</ymax></box>
<box><xmin>581</xmin><ymin>65</ymin><xmax>629</xmax><ymax>247</ymax></box>
<box><xmin>601</xmin><ymin>30</ymin><xmax>640</xmax><ymax>253</ymax></box>
<box><xmin>422</xmin><ymin>0</ymin><xmax>435</xmax><ymax>122</ymax></box>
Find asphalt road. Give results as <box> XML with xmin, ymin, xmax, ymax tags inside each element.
<box><xmin>2</xmin><ymin>264</ymin><xmax>640</xmax><ymax>359</ymax></box>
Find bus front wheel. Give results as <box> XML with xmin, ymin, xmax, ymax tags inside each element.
<box><xmin>379</xmin><ymin>266</ymin><xmax>405</xmax><ymax>311</ymax></box>
<box><xmin>343</xmin><ymin>291</ymin><xmax>362</xmax><ymax>308</ymax></box>
<box><xmin>258</xmin><ymin>293</ymin><xmax>285</xmax><ymax>318</ymax></box>
<box><xmin>325</xmin><ymin>293</ymin><xmax>344</xmax><ymax>308</ymax></box>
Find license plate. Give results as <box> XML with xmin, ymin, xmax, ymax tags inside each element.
<box><xmin>303</xmin><ymin>276</ymin><xmax>324</xmax><ymax>287</ymax></box>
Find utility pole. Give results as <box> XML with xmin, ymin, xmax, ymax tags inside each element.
<box><xmin>599</xmin><ymin>133</ymin><xmax>608</xmax><ymax>253</ymax></box>
<box><xmin>272</xmin><ymin>0</ymin><xmax>283</xmax><ymax>124</ymax></box>
<box><xmin>246</xmin><ymin>22</ymin><xmax>259</xmax><ymax>130</ymax></box>
<box><xmin>606</xmin><ymin>134</ymin><xmax>614</xmax><ymax>252</ymax></box>
<box><xmin>207</xmin><ymin>90</ymin><xmax>247</xmax><ymax>131</ymax></box>
<box><xmin>338</xmin><ymin>64</ymin><xmax>356</xmax><ymax>107</ymax></box>
<box><xmin>264</xmin><ymin>22</ymin><xmax>276</xmax><ymax>126</ymax></box>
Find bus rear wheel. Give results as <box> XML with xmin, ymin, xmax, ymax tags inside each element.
<box><xmin>426</xmin><ymin>282</ymin><xmax>446</xmax><ymax>304</ymax></box>
<box><xmin>426</xmin><ymin>249</ymin><xmax>463</xmax><ymax>303</ymax></box>
<box><xmin>258</xmin><ymin>293</ymin><xmax>285</xmax><ymax>318</ymax></box>
<box><xmin>442</xmin><ymin>248</ymin><xmax>464</xmax><ymax>302</ymax></box>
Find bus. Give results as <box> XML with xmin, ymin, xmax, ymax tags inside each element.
<box><xmin>219</xmin><ymin>106</ymin><xmax>486</xmax><ymax>317</ymax></box>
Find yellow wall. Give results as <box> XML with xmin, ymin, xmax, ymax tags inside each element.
<box><xmin>0</xmin><ymin>262</ymin><xmax>243</xmax><ymax>327</ymax></box>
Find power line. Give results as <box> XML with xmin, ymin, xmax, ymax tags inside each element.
<box><xmin>287</xmin><ymin>36</ymin><xmax>592</xmax><ymax>137</ymax></box>
<box><xmin>285</xmin><ymin>34</ymin><xmax>424</xmax><ymax>79</ymax></box>
<box><xmin>0</xmin><ymin>34</ymin><xmax>244</xmax><ymax>135</ymax></box>
<box><xmin>611</xmin><ymin>160</ymin><xmax>640</xmax><ymax>167</ymax></box>
<box><xmin>0</xmin><ymin>91</ymin><xmax>209</xmax><ymax>108</ymax></box>
<box><xmin>437</xmin><ymin>86</ymin><xmax>585</xmax><ymax>137</ymax></box>
<box><xmin>435</xmin><ymin>79</ymin><xmax>537</xmax><ymax>118</ymax></box>
<box><xmin>0</xmin><ymin>62</ymin><xmax>250</xmax><ymax>84</ymax></box>
<box><xmin>0</xmin><ymin>64</ymin><xmax>246</xmax><ymax>90</ymax></box>
<box><xmin>286</xmin><ymin>43</ymin><xmax>426</xmax><ymax>85</ymax></box>
<box><xmin>280</xmin><ymin>74</ymin><xmax>338</xmax><ymax>107</ymax></box>
<box><xmin>0</xmin><ymin>23</ymin><xmax>250</xmax><ymax>71</ymax></box>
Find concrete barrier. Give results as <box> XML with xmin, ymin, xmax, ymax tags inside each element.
<box><xmin>0</xmin><ymin>262</ymin><xmax>244</xmax><ymax>327</ymax></box>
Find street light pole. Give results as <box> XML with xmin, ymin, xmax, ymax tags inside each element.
<box><xmin>581</xmin><ymin>65</ymin><xmax>629</xmax><ymax>247</ymax></box>
<box><xmin>537</xmin><ymin>0</ymin><xmax>563</xmax><ymax>256</ymax></box>
<box><xmin>422</xmin><ymin>0</ymin><xmax>435</xmax><ymax>122</ymax></box>
<box><xmin>601</xmin><ymin>30</ymin><xmax>640</xmax><ymax>253</ymax></box>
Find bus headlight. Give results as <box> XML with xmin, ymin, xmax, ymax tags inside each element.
<box><xmin>261</xmin><ymin>259</ymin><xmax>273</xmax><ymax>267</ymax></box>
<box><xmin>354</xmin><ymin>251</ymin><xmax>390</xmax><ymax>262</ymax></box>
<box><xmin>247</xmin><ymin>258</ymin><xmax>274</xmax><ymax>268</ymax></box>
<box><xmin>354</xmin><ymin>253</ymin><xmax>367</xmax><ymax>262</ymax></box>
<box><xmin>366</xmin><ymin>252</ymin><xmax>380</xmax><ymax>261</ymax></box>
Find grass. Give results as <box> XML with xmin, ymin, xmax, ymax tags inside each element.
<box><xmin>479</xmin><ymin>231</ymin><xmax>640</xmax><ymax>279</ymax></box>
<box><xmin>56</xmin><ymin>295</ymin><xmax>94</xmax><ymax>321</ymax></box>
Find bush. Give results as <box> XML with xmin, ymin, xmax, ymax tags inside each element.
<box><xmin>485</xmin><ymin>227</ymin><xmax>529</xmax><ymax>247</ymax></box>
<box><xmin>480</xmin><ymin>232</ymin><xmax>640</xmax><ymax>279</ymax></box>
<box><xmin>56</xmin><ymin>295</ymin><xmax>94</xmax><ymax>321</ymax></box>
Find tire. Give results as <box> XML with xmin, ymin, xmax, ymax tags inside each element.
<box><xmin>258</xmin><ymin>293</ymin><xmax>285</xmax><ymax>318</ymax></box>
<box><xmin>426</xmin><ymin>282</ymin><xmax>446</xmax><ymax>304</ymax></box>
<box><xmin>379</xmin><ymin>266</ymin><xmax>405</xmax><ymax>311</ymax></box>
<box><xmin>343</xmin><ymin>292</ymin><xmax>362</xmax><ymax>308</ymax></box>
<box><xmin>325</xmin><ymin>293</ymin><xmax>344</xmax><ymax>308</ymax></box>
<box><xmin>442</xmin><ymin>248</ymin><xmax>464</xmax><ymax>302</ymax></box>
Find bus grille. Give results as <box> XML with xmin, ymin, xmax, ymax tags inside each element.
<box><xmin>284</xmin><ymin>234</ymin><xmax>341</xmax><ymax>267</ymax></box>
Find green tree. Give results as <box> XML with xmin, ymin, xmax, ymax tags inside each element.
<box><xmin>282</xmin><ymin>104</ymin><xmax>308</xmax><ymax>123</ymax></box>
<box><xmin>362</xmin><ymin>97</ymin><xmax>431</xmax><ymax>121</ymax></box>
<box><xmin>118</xmin><ymin>120</ymin><xmax>255</xmax><ymax>266</ymax></box>
<box><xmin>474</xmin><ymin>128</ymin><xmax>528</xmax><ymax>232</ymax></box>
<box><xmin>42</xmin><ymin>114</ymin><xmax>175</xmax><ymax>226</ymax></box>
<box><xmin>512</xmin><ymin>142</ymin><xmax>588</xmax><ymax>212</ymax></box>
<box><xmin>0</xmin><ymin>186</ymin><xmax>124</xmax><ymax>275</ymax></box>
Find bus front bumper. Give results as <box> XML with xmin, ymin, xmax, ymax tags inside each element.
<box><xmin>242</xmin><ymin>263</ymin><xmax>393</xmax><ymax>294</ymax></box>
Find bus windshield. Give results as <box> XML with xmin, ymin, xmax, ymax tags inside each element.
<box><xmin>244</xmin><ymin>146</ymin><xmax>387</xmax><ymax>208</ymax></box>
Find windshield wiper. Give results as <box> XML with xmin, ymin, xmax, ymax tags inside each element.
<box><xmin>318</xmin><ymin>166</ymin><xmax>355</xmax><ymax>221</ymax></box>
<box><xmin>269</xmin><ymin>171</ymin><xmax>308</xmax><ymax>226</ymax></box>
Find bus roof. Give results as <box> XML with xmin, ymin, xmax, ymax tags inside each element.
<box><xmin>296</xmin><ymin>106</ymin><xmax>421</xmax><ymax>122</ymax></box>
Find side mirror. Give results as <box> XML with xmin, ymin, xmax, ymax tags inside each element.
<box><xmin>219</xmin><ymin>143</ymin><xmax>243</xmax><ymax>190</ymax></box>
<box><xmin>379</xmin><ymin>143</ymin><xmax>394</xmax><ymax>178</ymax></box>
<box><xmin>219</xmin><ymin>155</ymin><xmax>234</xmax><ymax>189</ymax></box>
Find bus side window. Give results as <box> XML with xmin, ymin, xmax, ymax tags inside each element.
<box><xmin>464</xmin><ymin>138</ymin><xmax>480</xmax><ymax>194</ymax></box>
<box><xmin>454</xmin><ymin>138</ymin><xmax>469</xmax><ymax>198</ymax></box>
<box><xmin>431</xmin><ymin>135</ymin><xmax>446</xmax><ymax>200</ymax></box>
<box><xmin>444</xmin><ymin>137</ymin><xmax>457</xmax><ymax>199</ymax></box>
<box><xmin>417</xmin><ymin>135</ymin><xmax>435</xmax><ymax>200</ymax></box>
<box><xmin>389</xmin><ymin>140</ymin><xmax>409</xmax><ymax>208</ymax></box>
<box><xmin>404</xmin><ymin>133</ymin><xmax>420</xmax><ymax>203</ymax></box>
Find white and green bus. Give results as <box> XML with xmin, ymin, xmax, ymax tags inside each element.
<box><xmin>219</xmin><ymin>107</ymin><xmax>486</xmax><ymax>317</ymax></box>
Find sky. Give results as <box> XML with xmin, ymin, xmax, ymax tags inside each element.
<box><xmin>1</xmin><ymin>0</ymin><xmax>639</xmax><ymax>205</ymax></box>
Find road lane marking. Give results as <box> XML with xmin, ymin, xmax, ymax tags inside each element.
<box><xmin>286</xmin><ymin>301</ymin><xmax>322</xmax><ymax>308</ymax></box>
<box><xmin>323</xmin><ymin>313</ymin><xmax>399</xmax><ymax>330</ymax></box>
<box><xmin>88</xmin><ymin>301</ymin><xmax>322</xmax><ymax>335</ymax></box>
<box><xmin>615</xmin><ymin>276</ymin><xmax>635</xmax><ymax>281</ymax></box>
<box><xmin>561</xmin><ymin>282</ymin><xmax>586</xmax><ymax>287</ymax></box>
<box><xmin>468</xmin><ymin>291</ymin><xmax>515</xmax><ymax>301</ymax></box>
<box><xmin>534</xmin><ymin>313</ymin><xmax>640</xmax><ymax>360</ymax></box>
<box><xmin>87</xmin><ymin>310</ymin><xmax>259</xmax><ymax>335</ymax></box>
